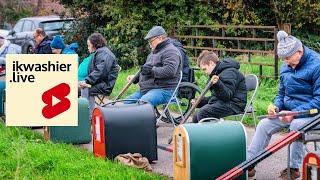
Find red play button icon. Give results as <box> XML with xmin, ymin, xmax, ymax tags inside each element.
<box><xmin>42</xmin><ymin>83</ymin><xmax>71</xmax><ymax>119</ymax></box>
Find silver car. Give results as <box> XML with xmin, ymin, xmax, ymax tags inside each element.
<box><xmin>6</xmin><ymin>16</ymin><xmax>73</xmax><ymax>54</ymax></box>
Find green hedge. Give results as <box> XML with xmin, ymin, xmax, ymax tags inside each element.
<box><xmin>59</xmin><ymin>0</ymin><xmax>320</xmax><ymax>69</ymax></box>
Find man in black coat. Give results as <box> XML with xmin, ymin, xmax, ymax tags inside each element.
<box><xmin>79</xmin><ymin>33</ymin><xmax>119</xmax><ymax>116</ymax></box>
<box><xmin>192</xmin><ymin>50</ymin><xmax>247</xmax><ymax>123</ymax></box>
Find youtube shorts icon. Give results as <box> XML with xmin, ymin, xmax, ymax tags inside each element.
<box><xmin>6</xmin><ymin>54</ymin><xmax>78</xmax><ymax>126</ymax></box>
<box><xmin>42</xmin><ymin>83</ymin><xmax>71</xmax><ymax>119</ymax></box>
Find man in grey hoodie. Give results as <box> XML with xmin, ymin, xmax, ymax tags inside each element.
<box><xmin>125</xmin><ymin>26</ymin><xmax>181</xmax><ymax>107</ymax></box>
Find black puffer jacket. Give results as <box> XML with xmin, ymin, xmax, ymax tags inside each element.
<box><xmin>85</xmin><ymin>46</ymin><xmax>119</xmax><ymax>96</ymax></box>
<box><xmin>198</xmin><ymin>58</ymin><xmax>247</xmax><ymax>113</ymax></box>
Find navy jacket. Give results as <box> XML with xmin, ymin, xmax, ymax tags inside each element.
<box><xmin>168</xmin><ymin>38</ymin><xmax>190</xmax><ymax>82</ymax></box>
<box><xmin>35</xmin><ymin>36</ymin><xmax>52</xmax><ymax>54</ymax></box>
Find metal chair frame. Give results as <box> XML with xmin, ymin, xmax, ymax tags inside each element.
<box><xmin>287</xmin><ymin>127</ymin><xmax>320</xmax><ymax>179</ymax></box>
<box><xmin>156</xmin><ymin>71</ymin><xmax>184</xmax><ymax>127</ymax></box>
<box><xmin>227</xmin><ymin>74</ymin><xmax>259</xmax><ymax>128</ymax></box>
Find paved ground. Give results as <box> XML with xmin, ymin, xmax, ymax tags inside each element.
<box><xmin>35</xmin><ymin>121</ymin><xmax>312</xmax><ymax>179</ymax></box>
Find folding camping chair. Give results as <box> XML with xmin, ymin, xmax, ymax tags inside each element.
<box><xmin>156</xmin><ymin>71</ymin><xmax>184</xmax><ymax>127</ymax></box>
<box><xmin>94</xmin><ymin>65</ymin><xmax>122</xmax><ymax>106</ymax></box>
<box><xmin>227</xmin><ymin>74</ymin><xmax>259</xmax><ymax>129</ymax></box>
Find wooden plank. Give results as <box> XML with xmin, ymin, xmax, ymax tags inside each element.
<box><xmin>173</xmin><ymin>126</ymin><xmax>189</xmax><ymax>180</ymax></box>
<box><xmin>259</xmin><ymin>75</ymin><xmax>278</xmax><ymax>79</ymax></box>
<box><xmin>176</xmin><ymin>35</ymin><xmax>275</xmax><ymax>42</ymax></box>
<box><xmin>184</xmin><ymin>46</ymin><xmax>274</xmax><ymax>54</ymax></box>
<box><xmin>239</xmin><ymin>61</ymin><xmax>275</xmax><ymax>67</ymax></box>
<box><xmin>190</xmin><ymin>57</ymin><xmax>275</xmax><ymax>67</ymax></box>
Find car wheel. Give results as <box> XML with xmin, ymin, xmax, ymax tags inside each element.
<box><xmin>26</xmin><ymin>45</ymin><xmax>34</xmax><ymax>54</ymax></box>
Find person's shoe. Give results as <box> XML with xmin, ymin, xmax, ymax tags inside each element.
<box><xmin>248</xmin><ymin>168</ymin><xmax>256</xmax><ymax>180</ymax></box>
<box><xmin>278</xmin><ymin>168</ymin><xmax>300</xmax><ymax>180</ymax></box>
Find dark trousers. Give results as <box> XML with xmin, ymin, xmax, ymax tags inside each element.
<box><xmin>192</xmin><ymin>101</ymin><xmax>236</xmax><ymax>123</ymax></box>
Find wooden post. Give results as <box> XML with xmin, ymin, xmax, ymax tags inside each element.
<box><xmin>274</xmin><ymin>27</ymin><xmax>279</xmax><ymax>79</ymax></box>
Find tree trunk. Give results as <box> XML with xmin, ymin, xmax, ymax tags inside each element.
<box><xmin>36</xmin><ymin>0</ymin><xmax>43</xmax><ymax>15</ymax></box>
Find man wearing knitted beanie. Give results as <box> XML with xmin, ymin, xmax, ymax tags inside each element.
<box><xmin>247</xmin><ymin>31</ymin><xmax>320</xmax><ymax>179</ymax></box>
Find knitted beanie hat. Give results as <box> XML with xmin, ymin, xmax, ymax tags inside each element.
<box><xmin>277</xmin><ymin>31</ymin><xmax>302</xmax><ymax>58</ymax></box>
<box><xmin>50</xmin><ymin>35</ymin><xmax>65</xmax><ymax>49</ymax></box>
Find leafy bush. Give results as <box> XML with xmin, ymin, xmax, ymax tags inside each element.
<box><xmin>58</xmin><ymin>0</ymin><xmax>320</xmax><ymax>69</ymax></box>
<box><xmin>59</xmin><ymin>0</ymin><xmax>261</xmax><ymax>69</ymax></box>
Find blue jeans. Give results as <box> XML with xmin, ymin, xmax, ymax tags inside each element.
<box><xmin>124</xmin><ymin>89</ymin><xmax>174</xmax><ymax>107</ymax></box>
<box><xmin>247</xmin><ymin>117</ymin><xmax>313</xmax><ymax>168</ymax></box>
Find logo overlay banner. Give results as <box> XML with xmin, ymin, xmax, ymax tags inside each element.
<box><xmin>6</xmin><ymin>54</ymin><xmax>78</xmax><ymax>126</ymax></box>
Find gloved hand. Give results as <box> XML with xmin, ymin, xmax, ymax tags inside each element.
<box><xmin>141</xmin><ymin>64</ymin><xmax>153</xmax><ymax>75</ymax></box>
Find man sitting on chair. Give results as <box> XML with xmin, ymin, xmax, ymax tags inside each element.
<box><xmin>247</xmin><ymin>31</ymin><xmax>320</xmax><ymax>180</ymax></box>
<box><xmin>192</xmin><ymin>50</ymin><xmax>247</xmax><ymax>123</ymax></box>
<box><xmin>79</xmin><ymin>33</ymin><xmax>119</xmax><ymax>117</ymax></box>
<box><xmin>125</xmin><ymin>26</ymin><xmax>181</xmax><ymax>107</ymax></box>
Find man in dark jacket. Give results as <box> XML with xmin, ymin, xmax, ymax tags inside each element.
<box><xmin>192</xmin><ymin>50</ymin><xmax>247</xmax><ymax>123</ymax></box>
<box><xmin>247</xmin><ymin>31</ymin><xmax>320</xmax><ymax>180</ymax></box>
<box><xmin>33</xmin><ymin>28</ymin><xmax>52</xmax><ymax>54</ymax></box>
<box><xmin>125</xmin><ymin>26</ymin><xmax>181</xmax><ymax>107</ymax></box>
<box><xmin>79</xmin><ymin>33</ymin><xmax>119</xmax><ymax>116</ymax></box>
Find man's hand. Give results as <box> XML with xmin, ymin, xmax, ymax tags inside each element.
<box><xmin>78</xmin><ymin>81</ymin><xmax>87</xmax><ymax>89</ymax></box>
<box><xmin>279</xmin><ymin>110</ymin><xmax>294</xmax><ymax>123</ymax></box>
<box><xmin>267</xmin><ymin>104</ymin><xmax>279</xmax><ymax>115</ymax></box>
<box><xmin>141</xmin><ymin>64</ymin><xmax>153</xmax><ymax>75</ymax></box>
<box><xmin>211</xmin><ymin>75</ymin><xmax>219</xmax><ymax>84</ymax></box>
<box><xmin>127</xmin><ymin>75</ymin><xmax>135</xmax><ymax>82</ymax></box>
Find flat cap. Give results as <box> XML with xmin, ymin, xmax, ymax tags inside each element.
<box><xmin>144</xmin><ymin>26</ymin><xmax>167</xmax><ymax>40</ymax></box>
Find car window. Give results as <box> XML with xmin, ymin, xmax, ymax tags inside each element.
<box><xmin>41</xmin><ymin>20</ymin><xmax>73</xmax><ymax>31</ymax></box>
<box><xmin>0</xmin><ymin>22</ymin><xmax>12</xmax><ymax>30</ymax></box>
<box><xmin>31</xmin><ymin>22</ymin><xmax>35</xmax><ymax>31</ymax></box>
<box><xmin>13</xmin><ymin>21</ymin><xmax>24</xmax><ymax>33</ymax></box>
<box><xmin>22</xmin><ymin>20</ymin><xmax>33</xmax><ymax>32</ymax></box>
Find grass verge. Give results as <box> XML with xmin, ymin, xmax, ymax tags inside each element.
<box><xmin>0</xmin><ymin>121</ymin><xmax>168</xmax><ymax>179</ymax></box>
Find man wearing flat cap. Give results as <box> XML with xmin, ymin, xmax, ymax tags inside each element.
<box><xmin>247</xmin><ymin>31</ymin><xmax>320</xmax><ymax>179</ymax></box>
<box><xmin>125</xmin><ymin>26</ymin><xmax>181</xmax><ymax>107</ymax></box>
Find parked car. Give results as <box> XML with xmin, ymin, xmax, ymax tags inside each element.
<box><xmin>6</xmin><ymin>16</ymin><xmax>74</xmax><ymax>54</ymax></box>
